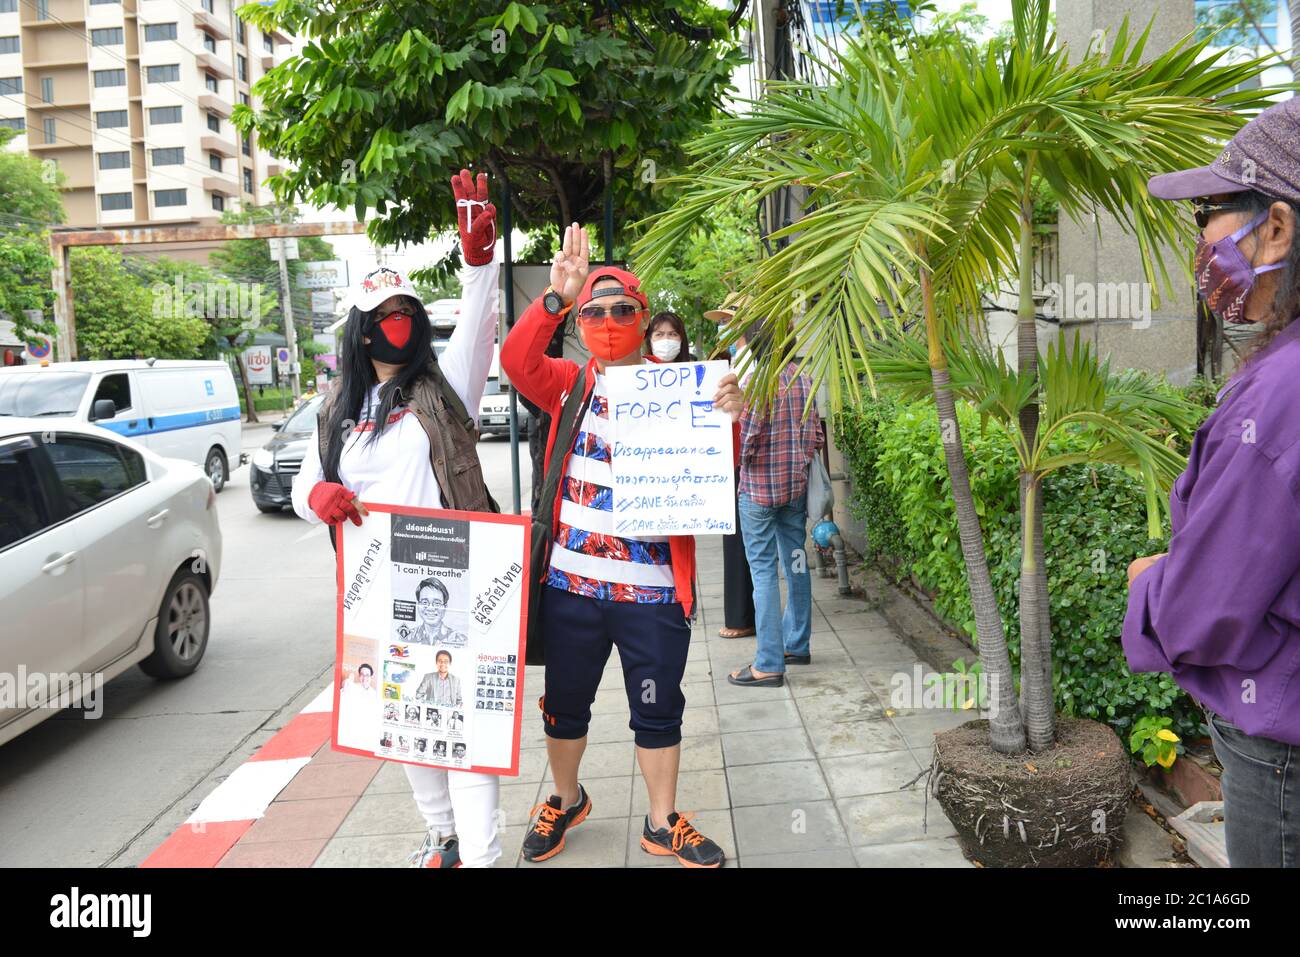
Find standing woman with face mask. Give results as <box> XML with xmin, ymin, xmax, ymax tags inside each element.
<box><xmin>1123</xmin><ymin>99</ymin><xmax>1300</xmax><ymax>868</ymax></box>
<box><xmin>645</xmin><ymin>311</ymin><xmax>694</xmax><ymax>363</ymax></box>
<box><xmin>291</xmin><ymin>169</ymin><xmax>502</xmax><ymax>869</ymax></box>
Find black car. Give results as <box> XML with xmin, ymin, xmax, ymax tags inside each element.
<box><xmin>249</xmin><ymin>394</ymin><xmax>324</xmax><ymax>513</ymax></box>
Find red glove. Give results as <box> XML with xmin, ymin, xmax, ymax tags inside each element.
<box><xmin>307</xmin><ymin>481</ymin><xmax>364</xmax><ymax>526</ymax></box>
<box><xmin>452</xmin><ymin>168</ymin><xmax>496</xmax><ymax>266</ymax></box>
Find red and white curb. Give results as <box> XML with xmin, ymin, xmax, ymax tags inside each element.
<box><xmin>141</xmin><ymin>684</ymin><xmax>334</xmax><ymax>868</ymax></box>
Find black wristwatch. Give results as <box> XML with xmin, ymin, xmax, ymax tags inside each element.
<box><xmin>543</xmin><ymin>287</ymin><xmax>569</xmax><ymax>316</ymax></box>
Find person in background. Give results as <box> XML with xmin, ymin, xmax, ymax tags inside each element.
<box><xmin>728</xmin><ymin>319</ymin><xmax>822</xmax><ymax>688</ymax></box>
<box><xmin>1123</xmin><ymin>98</ymin><xmax>1300</xmax><ymax>868</ymax></box>
<box><xmin>706</xmin><ymin>294</ymin><xmax>756</xmax><ymax>640</ymax></box>
<box><xmin>644</xmin><ymin>310</ymin><xmax>695</xmax><ymax>363</ymax></box>
<box><xmin>291</xmin><ymin>168</ymin><xmax>501</xmax><ymax>870</ymax></box>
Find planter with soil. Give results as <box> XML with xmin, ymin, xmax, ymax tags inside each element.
<box><xmin>931</xmin><ymin>716</ymin><xmax>1130</xmax><ymax>867</ymax></box>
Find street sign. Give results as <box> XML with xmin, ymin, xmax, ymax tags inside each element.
<box><xmin>311</xmin><ymin>290</ymin><xmax>335</xmax><ymax>314</ymax></box>
<box><xmin>276</xmin><ymin>346</ymin><xmax>292</xmax><ymax>364</ymax></box>
<box><xmin>297</xmin><ymin>260</ymin><xmax>349</xmax><ymax>289</ymax></box>
<box><xmin>244</xmin><ymin>346</ymin><xmax>273</xmax><ymax>384</ymax></box>
<box><xmin>269</xmin><ymin>237</ymin><xmax>300</xmax><ymax>261</ymax></box>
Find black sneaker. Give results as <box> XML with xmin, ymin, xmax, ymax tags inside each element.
<box><xmin>640</xmin><ymin>812</ymin><xmax>725</xmax><ymax>868</ymax></box>
<box><xmin>522</xmin><ymin>784</ymin><xmax>592</xmax><ymax>863</ymax></box>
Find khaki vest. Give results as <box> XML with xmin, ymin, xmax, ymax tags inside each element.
<box><xmin>318</xmin><ymin>362</ymin><xmax>499</xmax><ymax>514</ymax></box>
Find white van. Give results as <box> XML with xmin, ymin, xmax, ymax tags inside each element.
<box><xmin>0</xmin><ymin>360</ymin><xmax>242</xmax><ymax>491</ymax></box>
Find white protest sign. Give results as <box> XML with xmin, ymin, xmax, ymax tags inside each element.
<box><xmin>605</xmin><ymin>359</ymin><xmax>735</xmax><ymax>536</ymax></box>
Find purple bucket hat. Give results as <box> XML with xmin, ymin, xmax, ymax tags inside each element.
<box><xmin>1148</xmin><ymin>97</ymin><xmax>1300</xmax><ymax>204</ymax></box>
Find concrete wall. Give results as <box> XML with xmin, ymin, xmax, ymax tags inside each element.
<box><xmin>1055</xmin><ymin>0</ymin><xmax>1201</xmax><ymax>386</ymax></box>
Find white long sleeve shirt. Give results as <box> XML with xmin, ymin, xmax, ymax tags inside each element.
<box><xmin>292</xmin><ymin>258</ymin><xmax>499</xmax><ymax>522</ymax></box>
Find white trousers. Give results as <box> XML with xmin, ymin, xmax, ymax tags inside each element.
<box><xmin>403</xmin><ymin>763</ymin><xmax>501</xmax><ymax>868</ymax></box>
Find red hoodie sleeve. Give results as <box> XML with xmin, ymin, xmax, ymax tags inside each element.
<box><xmin>500</xmin><ymin>295</ymin><xmax>576</xmax><ymax>411</ymax></box>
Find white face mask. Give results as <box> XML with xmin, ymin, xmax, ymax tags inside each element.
<box><xmin>651</xmin><ymin>337</ymin><xmax>681</xmax><ymax>361</ymax></box>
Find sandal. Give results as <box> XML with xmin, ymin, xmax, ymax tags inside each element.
<box><xmin>718</xmin><ymin>626</ymin><xmax>756</xmax><ymax>639</ymax></box>
<box><xmin>726</xmin><ymin>664</ymin><xmax>784</xmax><ymax>688</ymax></box>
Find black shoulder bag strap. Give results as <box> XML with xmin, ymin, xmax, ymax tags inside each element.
<box><xmin>525</xmin><ymin>367</ymin><xmax>590</xmax><ymax>666</ymax></box>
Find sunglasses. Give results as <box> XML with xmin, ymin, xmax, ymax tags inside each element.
<box><xmin>1192</xmin><ymin>198</ymin><xmax>1253</xmax><ymax>229</ymax></box>
<box><xmin>576</xmin><ymin>302</ymin><xmax>645</xmax><ymax>326</ymax></box>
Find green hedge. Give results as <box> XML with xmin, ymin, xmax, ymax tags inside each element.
<box><xmin>835</xmin><ymin>394</ymin><xmax>1211</xmax><ymax>740</ymax></box>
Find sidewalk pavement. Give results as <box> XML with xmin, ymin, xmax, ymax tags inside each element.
<box><xmin>146</xmin><ymin>535</ymin><xmax>973</xmax><ymax>868</ymax></box>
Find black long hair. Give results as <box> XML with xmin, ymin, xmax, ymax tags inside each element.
<box><xmin>1238</xmin><ymin>190</ymin><xmax>1300</xmax><ymax>363</ymax></box>
<box><xmin>322</xmin><ymin>296</ymin><xmax>434</xmax><ymax>484</ymax></box>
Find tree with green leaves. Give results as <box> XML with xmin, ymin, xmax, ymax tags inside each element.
<box><xmin>72</xmin><ymin>247</ymin><xmax>209</xmax><ymax>361</ymax></box>
<box><xmin>0</xmin><ymin>128</ymin><xmax>64</xmax><ymax>345</ymax></box>
<box><xmin>235</xmin><ymin>0</ymin><xmax>746</xmax><ymax>251</ymax></box>
<box><xmin>636</xmin><ymin>0</ymin><xmax>1279</xmax><ymax>755</ymax></box>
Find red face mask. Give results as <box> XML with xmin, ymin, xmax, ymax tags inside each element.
<box><xmin>378</xmin><ymin>312</ymin><xmax>412</xmax><ymax>348</ymax></box>
<box><xmin>580</xmin><ymin>316</ymin><xmax>644</xmax><ymax>362</ymax></box>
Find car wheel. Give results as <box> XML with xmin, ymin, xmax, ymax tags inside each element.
<box><xmin>205</xmin><ymin>447</ymin><xmax>227</xmax><ymax>492</ymax></box>
<box><xmin>255</xmin><ymin>501</ymin><xmax>280</xmax><ymax>514</ymax></box>
<box><xmin>139</xmin><ymin>569</ymin><xmax>210</xmax><ymax>679</ymax></box>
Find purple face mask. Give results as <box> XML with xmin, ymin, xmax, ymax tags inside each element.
<box><xmin>1194</xmin><ymin>210</ymin><xmax>1285</xmax><ymax>324</ymax></box>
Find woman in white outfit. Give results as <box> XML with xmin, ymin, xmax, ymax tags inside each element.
<box><xmin>292</xmin><ymin>169</ymin><xmax>502</xmax><ymax>868</ymax></box>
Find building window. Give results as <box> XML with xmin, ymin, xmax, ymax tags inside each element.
<box><xmin>243</xmin><ymin>168</ymin><xmax>253</xmax><ymax>193</ymax></box>
<box><xmin>96</xmin><ymin>110</ymin><xmax>128</xmax><ymax>129</ymax></box>
<box><xmin>0</xmin><ymin>0</ymin><xmax>15</xmax><ymax>12</ymax></box>
<box><xmin>89</xmin><ymin>0</ymin><xmax>121</xmax><ymax>5</ymax></box>
<box><xmin>206</xmin><ymin>112</ymin><xmax>220</xmax><ymax>132</ymax></box>
<box><xmin>239</xmin><ymin>92</ymin><xmax>250</xmax><ymax>107</ymax></box>
<box><xmin>144</xmin><ymin>23</ymin><xmax>178</xmax><ymax>43</ymax></box>
<box><xmin>236</xmin><ymin>19</ymin><xmax>246</xmax><ymax>46</ymax></box>
<box><xmin>98</xmin><ymin>151</ymin><xmax>130</xmax><ymax>170</ymax></box>
<box><xmin>35</xmin><ymin>0</ymin><xmax>47</xmax><ymax>20</ymax></box>
<box><xmin>42</xmin><ymin>117</ymin><xmax>55</xmax><ymax>145</ymax></box>
<box><xmin>241</xmin><ymin>136</ymin><xmax>250</xmax><ymax>156</ymax></box>
<box><xmin>89</xmin><ymin>29</ymin><xmax>122</xmax><ymax>47</ymax></box>
<box><xmin>0</xmin><ymin>77</ymin><xmax>20</xmax><ymax>95</ymax></box>
<box><xmin>205</xmin><ymin>74</ymin><xmax>218</xmax><ymax>93</ymax></box>
<box><xmin>263</xmin><ymin>33</ymin><xmax>274</xmax><ymax>54</ymax></box>
<box><xmin>146</xmin><ymin>64</ymin><xmax>180</xmax><ymax>84</ymax></box>
<box><xmin>148</xmin><ymin>105</ymin><xmax>182</xmax><ymax>125</ymax></box>
<box><xmin>40</xmin><ymin>77</ymin><xmax>52</xmax><ymax>102</ymax></box>
<box><xmin>93</xmin><ymin>69</ymin><xmax>126</xmax><ymax>89</ymax></box>
<box><xmin>202</xmin><ymin>0</ymin><xmax>214</xmax><ymax>11</ymax></box>
<box><xmin>154</xmin><ymin>188</ymin><xmax>187</xmax><ymax>208</ymax></box>
<box><xmin>209</xmin><ymin>152</ymin><xmax>222</xmax><ymax>171</ymax></box>
<box><xmin>0</xmin><ymin>117</ymin><xmax>25</xmax><ymax>131</ymax></box>
<box><xmin>1195</xmin><ymin>1</ymin><xmax>1282</xmax><ymax>47</ymax></box>
<box><xmin>203</xmin><ymin>34</ymin><xmax>216</xmax><ymax>54</ymax></box>
<box><xmin>237</xmin><ymin>55</ymin><xmax>247</xmax><ymax>82</ymax></box>
<box><xmin>212</xmin><ymin>194</ymin><xmax>225</xmax><ymax>212</ymax></box>
<box><xmin>151</xmin><ymin>147</ymin><xmax>184</xmax><ymax>166</ymax></box>
<box><xmin>99</xmin><ymin>192</ymin><xmax>132</xmax><ymax>211</ymax></box>
<box><xmin>0</xmin><ymin>37</ymin><xmax>20</xmax><ymax>55</ymax></box>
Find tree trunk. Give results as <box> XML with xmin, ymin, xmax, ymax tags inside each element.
<box><xmin>1015</xmin><ymin>178</ymin><xmax>1055</xmax><ymax>748</ymax></box>
<box><xmin>230</xmin><ymin>338</ymin><xmax>259</xmax><ymax>424</ymax></box>
<box><xmin>922</xmin><ymin>265</ymin><xmax>1025</xmax><ymax>754</ymax></box>
<box><xmin>1019</xmin><ymin>474</ymin><xmax>1054</xmax><ymax>751</ymax></box>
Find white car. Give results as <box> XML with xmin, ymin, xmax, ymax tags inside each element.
<box><xmin>0</xmin><ymin>417</ymin><xmax>222</xmax><ymax>747</ymax></box>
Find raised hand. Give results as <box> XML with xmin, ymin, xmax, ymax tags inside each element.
<box><xmin>452</xmin><ymin>168</ymin><xmax>496</xmax><ymax>266</ymax></box>
<box><xmin>550</xmin><ymin>222</ymin><xmax>590</xmax><ymax>304</ymax></box>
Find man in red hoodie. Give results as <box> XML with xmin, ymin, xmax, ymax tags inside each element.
<box><xmin>502</xmin><ymin>223</ymin><xmax>744</xmax><ymax>868</ymax></box>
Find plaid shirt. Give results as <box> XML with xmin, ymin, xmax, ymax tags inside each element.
<box><xmin>738</xmin><ymin>362</ymin><xmax>824</xmax><ymax>507</ymax></box>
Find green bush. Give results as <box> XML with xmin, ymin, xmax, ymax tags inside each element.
<box><xmin>835</xmin><ymin>394</ymin><xmax>1211</xmax><ymax>740</ymax></box>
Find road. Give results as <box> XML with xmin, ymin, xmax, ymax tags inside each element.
<box><xmin>0</xmin><ymin>423</ymin><xmax>531</xmax><ymax>867</ymax></box>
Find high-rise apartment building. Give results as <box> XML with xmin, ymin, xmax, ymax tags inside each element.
<box><xmin>0</xmin><ymin>0</ymin><xmax>289</xmax><ymax>227</ymax></box>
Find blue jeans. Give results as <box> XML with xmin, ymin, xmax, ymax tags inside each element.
<box><xmin>738</xmin><ymin>493</ymin><xmax>812</xmax><ymax>675</ymax></box>
<box><xmin>1207</xmin><ymin>710</ymin><xmax>1299</xmax><ymax>867</ymax></box>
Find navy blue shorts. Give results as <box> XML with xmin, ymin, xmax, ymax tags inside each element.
<box><xmin>538</xmin><ymin>585</ymin><xmax>691</xmax><ymax>749</ymax></box>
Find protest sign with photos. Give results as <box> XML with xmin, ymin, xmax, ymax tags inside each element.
<box><xmin>334</xmin><ymin>504</ymin><xmax>530</xmax><ymax>775</ymax></box>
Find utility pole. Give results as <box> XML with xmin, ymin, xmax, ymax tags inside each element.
<box><xmin>273</xmin><ymin>205</ymin><xmax>301</xmax><ymax>400</ymax></box>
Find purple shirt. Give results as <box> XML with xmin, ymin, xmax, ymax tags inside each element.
<box><xmin>1123</xmin><ymin>318</ymin><xmax>1300</xmax><ymax>745</ymax></box>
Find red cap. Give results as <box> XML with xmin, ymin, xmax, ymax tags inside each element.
<box><xmin>576</xmin><ymin>266</ymin><xmax>648</xmax><ymax>311</ymax></box>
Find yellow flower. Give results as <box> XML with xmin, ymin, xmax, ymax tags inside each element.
<box><xmin>1156</xmin><ymin>729</ymin><xmax>1180</xmax><ymax>742</ymax></box>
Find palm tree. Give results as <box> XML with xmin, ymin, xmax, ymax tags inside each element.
<box><xmin>633</xmin><ymin>1</ymin><xmax>1277</xmax><ymax>753</ymax></box>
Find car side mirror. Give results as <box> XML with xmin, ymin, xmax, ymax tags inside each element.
<box><xmin>271</xmin><ymin>421</ymin><xmax>283</xmax><ymax>431</ymax></box>
<box><xmin>91</xmin><ymin>399</ymin><xmax>117</xmax><ymax>421</ymax></box>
